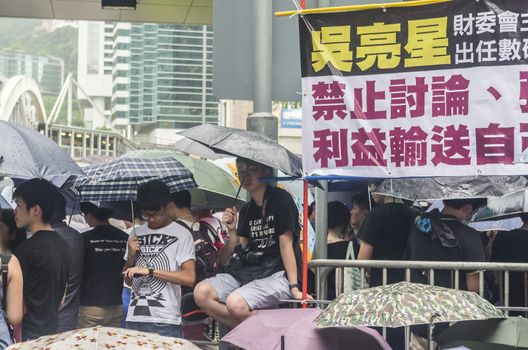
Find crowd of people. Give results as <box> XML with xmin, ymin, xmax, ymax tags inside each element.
<box><xmin>0</xmin><ymin>156</ymin><xmax>305</xmax><ymax>349</ymax></box>
<box><xmin>0</xmin><ymin>161</ymin><xmax>526</xmax><ymax>350</ymax></box>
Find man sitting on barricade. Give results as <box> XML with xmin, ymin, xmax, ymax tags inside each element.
<box><xmin>194</xmin><ymin>157</ymin><xmax>304</xmax><ymax>329</ymax></box>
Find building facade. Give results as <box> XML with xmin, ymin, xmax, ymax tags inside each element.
<box><xmin>0</xmin><ymin>49</ymin><xmax>64</xmax><ymax>95</ymax></box>
<box><xmin>78</xmin><ymin>21</ymin><xmax>217</xmax><ymax>144</ymax></box>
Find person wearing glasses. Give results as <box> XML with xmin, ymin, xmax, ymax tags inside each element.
<box><xmin>78</xmin><ymin>202</ymin><xmax>127</xmax><ymax>328</ymax></box>
<box><xmin>123</xmin><ymin>180</ymin><xmax>195</xmax><ymax>338</ymax></box>
<box><xmin>194</xmin><ymin>157</ymin><xmax>304</xmax><ymax>330</ymax></box>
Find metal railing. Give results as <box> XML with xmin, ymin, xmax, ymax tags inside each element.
<box><xmin>290</xmin><ymin>259</ymin><xmax>528</xmax><ymax>350</ymax></box>
<box><xmin>309</xmin><ymin>259</ymin><xmax>528</xmax><ymax>313</ymax></box>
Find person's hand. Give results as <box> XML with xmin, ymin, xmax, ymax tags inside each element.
<box><xmin>222</xmin><ymin>207</ymin><xmax>238</xmax><ymax>231</ymax></box>
<box><xmin>123</xmin><ymin>266</ymin><xmax>149</xmax><ymax>280</ymax></box>
<box><xmin>128</xmin><ymin>236</ymin><xmax>140</xmax><ymax>257</ymax></box>
<box><xmin>291</xmin><ymin>287</ymin><xmax>314</xmax><ymax>301</ymax></box>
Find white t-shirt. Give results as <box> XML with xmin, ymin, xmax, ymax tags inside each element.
<box><xmin>126</xmin><ymin>221</ymin><xmax>195</xmax><ymax>325</ymax></box>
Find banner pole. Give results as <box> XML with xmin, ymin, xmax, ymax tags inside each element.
<box><xmin>302</xmin><ymin>179</ymin><xmax>309</xmax><ymax>308</ymax></box>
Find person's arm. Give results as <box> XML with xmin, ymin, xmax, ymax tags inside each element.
<box><xmin>123</xmin><ymin>260</ymin><xmax>196</xmax><ymax>287</ymax></box>
<box><xmin>218</xmin><ymin>207</ymin><xmax>249</xmax><ymax>264</ymax></box>
<box><xmin>357</xmin><ymin>241</ymin><xmax>374</xmax><ymax>260</ymax></box>
<box><xmin>466</xmin><ymin>272</ymin><xmax>480</xmax><ymax>293</ymax></box>
<box><xmin>6</xmin><ymin>256</ymin><xmax>23</xmax><ymax>327</ymax></box>
<box><xmin>279</xmin><ymin>231</ymin><xmax>304</xmax><ymax>300</ymax></box>
<box><xmin>123</xmin><ymin>235</ymin><xmax>140</xmax><ymax>286</ymax></box>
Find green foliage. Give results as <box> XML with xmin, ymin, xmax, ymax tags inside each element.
<box><xmin>0</xmin><ymin>18</ymin><xmax>78</xmax><ymax>77</ymax></box>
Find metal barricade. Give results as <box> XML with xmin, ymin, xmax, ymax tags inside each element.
<box><xmin>295</xmin><ymin>259</ymin><xmax>528</xmax><ymax>350</ymax></box>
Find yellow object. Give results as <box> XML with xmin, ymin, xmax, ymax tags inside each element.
<box><xmin>275</xmin><ymin>0</ymin><xmax>451</xmax><ymax>17</ymax></box>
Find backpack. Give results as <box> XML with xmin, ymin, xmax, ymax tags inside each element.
<box><xmin>177</xmin><ymin>219</ymin><xmax>223</xmax><ymax>282</ymax></box>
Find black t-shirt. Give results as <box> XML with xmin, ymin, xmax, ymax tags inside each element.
<box><xmin>492</xmin><ymin>229</ymin><xmax>528</xmax><ymax>310</ymax></box>
<box><xmin>327</xmin><ymin>241</ymin><xmax>350</xmax><ymax>300</ymax></box>
<box><xmin>235</xmin><ymin>186</ymin><xmax>299</xmax><ymax>277</ymax></box>
<box><xmin>81</xmin><ymin>225</ymin><xmax>128</xmax><ymax>306</ymax></box>
<box><xmin>52</xmin><ymin>222</ymin><xmax>84</xmax><ymax>332</ymax></box>
<box><xmin>358</xmin><ymin>203</ymin><xmax>417</xmax><ymax>286</ymax></box>
<box><xmin>406</xmin><ymin>214</ymin><xmax>486</xmax><ymax>290</ymax></box>
<box><xmin>15</xmin><ymin>230</ymin><xmax>71</xmax><ymax>339</ymax></box>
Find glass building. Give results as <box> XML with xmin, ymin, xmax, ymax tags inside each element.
<box><xmin>109</xmin><ymin>23</ymin><xmax>216</xmax><ymax>129</ymax></box>
<box><xmin>0</xmin><ymin>49</ymin><xmax>63</xmax><ymax>95</ymax></box>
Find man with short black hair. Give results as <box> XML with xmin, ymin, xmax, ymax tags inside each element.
<box><xmin>123</xmin><ymin>180</ymin><xmax>195</xmax><ymax>337</ymax></box>
<box><xmin>13</xmin><ymin>179</ymin><xmax>71</xmax><ymax>340</ymax></box>
<box><xmin>50</xmin><ymin>192</ymin><xmax>84</xmax><ymax>332</ymax></box>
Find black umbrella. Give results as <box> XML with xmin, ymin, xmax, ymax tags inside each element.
<box><xmin>179</xmin><ymin>124</ymin><xmax>303</xmax><ymax>176</ymax></box>
<box><xmin>0</xmin><ymin>121</ymin><xmax>84</xmax><ymax>186</ymax></box>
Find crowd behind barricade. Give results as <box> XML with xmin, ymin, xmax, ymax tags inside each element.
<box><xmin>0</xmin><ymin>167</ymin><xmax>526</xmax><ymax>350</ymax></box>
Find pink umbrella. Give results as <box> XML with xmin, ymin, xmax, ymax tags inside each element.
<box><xmin>221</xmin><ymin>308</ymin><xmax>392</xmax><ymax>350</ymax></box>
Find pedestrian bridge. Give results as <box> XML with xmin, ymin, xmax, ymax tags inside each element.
<box><xmin>0</xmin><ymin>75</ymin><xmax>169</xmax><ymax>161</ymax></box>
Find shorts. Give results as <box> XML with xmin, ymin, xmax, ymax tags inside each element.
<box><xmin>205</xmin><ymin>271</ymin><xmax>291</xmax><ymax>310</ymax></box>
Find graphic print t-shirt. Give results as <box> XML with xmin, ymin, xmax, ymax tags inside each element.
<box><xmin>236</xmin><ymin>186</ymin><xmax>299</xmax><ymax>273</ymax></box>
<box><xmin>126</xmin><ymin>222</ymin><xmax>195</xmax><ymax>325</ymax></box>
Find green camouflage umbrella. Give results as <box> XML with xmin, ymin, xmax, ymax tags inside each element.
<box><xmin>315</xmin><ymin>282</ymin><xmax>504</xmax><ymax>328</ymax></box>
<box><xmin>122</xmin><ymin>150</ymin><xmax>246</xmax><ymax>209</ymax></box>
<box><xmin>436</xmin><ymin>317</ymin><xmax>528</xmax><ymax>350</ymax></box>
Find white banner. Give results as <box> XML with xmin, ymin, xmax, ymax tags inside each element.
<box><xmin>302</xmin><ymin>64</ymin><xmax>528</xmax><ymax>177</ymax></box>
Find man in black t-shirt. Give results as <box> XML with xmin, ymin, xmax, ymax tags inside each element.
<box><xmin>79</xmin><ymin>202</ymin><xmax>128</xmax><ymax>328</ymax></box>
<box><xmin>194</xmin><ymin>158</ymin><xmax>304</xmax><ymax>329</ymax></box>
<box><xmin>13</xmin><ymin>179</ymin><xmax>71</xmax><ymax>340</ymax></box>
<box><xmin>357</xmin><ymin>181</ymin><xmax>417</xmax><ymax>287</ymax></box>
<box><xmin>50</xmin><ymin>192</ymin><xmax>84</xmax><ymax>333</ymax></box>
<box><xmin>406</xmin><ymin>199</ymin><xmax>486</xmax><ymax>292</ymax></box>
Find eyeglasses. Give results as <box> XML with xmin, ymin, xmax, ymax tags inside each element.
<box><xmin>236</xmin><ymin>166</ymin><xmax>260</xmax><ymax>179</ymax></box>
<box><xmin>140</xmin><ymin>208</ymin><xmax>165</xmax><ymax>221</ymax></box>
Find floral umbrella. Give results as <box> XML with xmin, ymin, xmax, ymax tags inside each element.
<box><xmin>6</xmin><ymin>326</ymin><xmax>201</xmax><ymax>350</ymax></box>
<box><xmin>315</xmin><ymin>282</ymin><xmax>505</xmax><ymax>328</ymax></box>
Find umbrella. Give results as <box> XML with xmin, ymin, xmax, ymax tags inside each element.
<box><xmin>472</xmin><ymin>189</ymin><xmax>528</xmax><ymax>221</ymax></box>
<box><xmin>65</xmin><ymin>157</ymin><xmax>197</xmax><ymax>202</ymax></box>
<box><xmin>173</xmin><ymin>137</ymin><xmax>227</xmax><ymax>160</ymax></box>
<box><xmin>315</xmin><ymin>282</ymin><xmax>504</xmax><ymax>328</ymax></box>
<box><xmin>375</xmin><ymin>176</ymin><xmax>528</xmax><ymax>202</ymax></box>
<box><xmin>121</xmin><ymin>150</ymin><xmax>246</xmax><ymax>209</ymax></box>
<box><xmin>0</xmin><ymin>121</ymin><xmax>84</xmax><ymax>187</ymax></box>
<box><xmin>179</xmin><ymin>124</ymin><xmax>303</xmax><ymax>176</ymax></box>
<box><xmin>221</xmin><ymin>308</ymin><xmax>391</xmax><ymax>350</ymax></box>
<box><xmin>6</xmin><ymin>326</ymin><xmax>200</xmax><ymax>350</ymax></box>
<box><xmin>436</xmin><ymin>317</ymin><xmax>528</xmax><ymax>350</ymax></box>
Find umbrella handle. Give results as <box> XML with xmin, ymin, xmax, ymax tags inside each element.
<box><xmin>232</xmin><ymin>180</ymin><xmax>244</xmax><ymax>208</ymax></box>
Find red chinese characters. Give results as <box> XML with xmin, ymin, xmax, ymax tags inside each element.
<box><xmin>389</xmin><ymin>77</ymin><xmax>428</xmax><ymax>119</ymax></box>
<box><xmin>312</xmin><ymin>129</ymin><xmax>349</xmax><ymax>168</ymax></box>
<box><xmin>432</xmin><ymin>74</ymin><xmax>470</xmax><ymax>117</ymax></box>
<box><xmin>475</xmin><ymin>123</ymin><xmax>514</xmax><ymax>165</ymax></box>
<box><xmin>351</xmin><ymin>128</ymin><xmax>387</xmax><ymax>166</ymax></box>
<box><xmin>431</xmin><ymin>125</ymin><xmax>471</xmax><ymax>165</ymax></box>
<box><xmin>389</xmin><ymin>126</ymin><xmax>428</xmax><ymax>167</ymax></box>
<box><xmin>312</xmin><ymin>81</ymin><xmax>348</xmax><ymax>121</ymax></box>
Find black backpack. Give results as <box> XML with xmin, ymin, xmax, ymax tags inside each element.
<box><xmin>177</xmin><ymin>220</ymin><xmax>222</xmax><ymax>283</ymax></box>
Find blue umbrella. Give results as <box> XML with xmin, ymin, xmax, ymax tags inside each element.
<box><xmin>64</xmin><ymin>157</ymin><xmax>197</xmax><ymax>202</ymax></box>
<box><xmin>0</xmin><ymin>121</ymin><xmax>84</xmax><ymax>186</ymax></box>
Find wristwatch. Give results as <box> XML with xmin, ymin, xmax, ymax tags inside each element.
<box><xmin>148</xmin><ymin>268</ymin><xmax>154</xmax><ymax>276</ymax></box>
<box><xmin>289</xmin><ymin>283</ymin><xmax>299</xmax><ymax>291</ymax></box>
